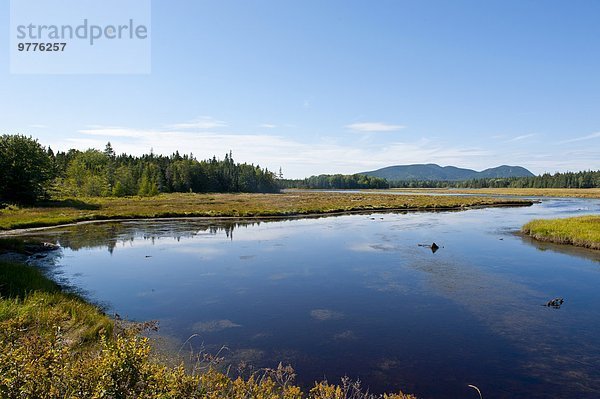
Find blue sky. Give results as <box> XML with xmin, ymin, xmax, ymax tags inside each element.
<box><xmin>1</xmin><ymin>0</ymin><xmax>599</xmax><ymax>178</ymax></box>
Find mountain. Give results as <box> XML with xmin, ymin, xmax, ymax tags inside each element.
<box><xmin>360</xmin><ymin>164</ymin><xmax>534</xmax><ymax>181</ymax></box>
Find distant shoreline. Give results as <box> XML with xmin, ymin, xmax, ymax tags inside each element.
<box><xmin>386</xmin><ymin>188</ymin><xmax>600</xmax><ymax>199</ymax></box>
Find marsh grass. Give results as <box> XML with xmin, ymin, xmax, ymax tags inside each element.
<box><xmin>0</xmin><ymin>238</ymin><xmax>26</xmax><ymax>253</ymax></box>
<box><xmin>0</xmin><ymin>260</ymin><xmax>59</xmax><ymax>299</ymax></box>
<box><xmin>0</xmin><ymin>192</ymin><xmax>531</xmax><ymax>231</ymax></box>
<box><xmin>522</xmin><ymin>215</ymin><xmax>600</xmax><ymax>250</ymax></box>
<box><xmin>0</xmin><ymin>260</ymin><xmax>112</xmax><ymax>344</ymax></box>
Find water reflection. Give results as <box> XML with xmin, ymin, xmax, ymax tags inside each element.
<box><xmin>28</xmin><ymin>220</ymin><xmax>251</xmax><ymax>253</ymax></box>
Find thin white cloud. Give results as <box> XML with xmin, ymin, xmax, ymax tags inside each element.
<box><xmin>558</xmin><ymin>131</ymin><xmax>600</xmax><ymax>144</ymax></box>
<box><xmin>259</xmin><ymin>123</ymin><xmax>277</xmax><ymax>129</ymax></box>
<box><xmin>505</xmin><ymin>133</ymin><xmax>536</xmax><ymax>143</ymax></box>
<box><xmin>167</xmin><ymin>116</ymin><xmax>227</xmax><ymax>130</ymax></box>
<box><xmin>346</xmin><ymin>122</ymin><xmax>405</xmax><ymax>132</ymax></box>
<box><xmin>51</xmin><ymin>118</ymin><xmax>599</xmax><ymax>178</ymax></box>
<box><xmin>66</xmin><ymin>125</ymin><xmax>492</xmax><ymax>178</ymax></box>
<box><xmin>80</xmin><ymin>127</ymin><xmax>148</xmax><ymax>138</ymax></box>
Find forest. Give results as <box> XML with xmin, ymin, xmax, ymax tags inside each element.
<box><xmin>387</xmin><ymin>171</ymin><xmax>600</xmax><ymax>189</ymax></box>
<box><xmin>281</xmin><ymin>170</ymin><xmax>600</xmax><ymax>191</ymax></box>
<box><xmin>0</xmin><ymin>135</ymin><xmax>279</xmax><ymax>203</ymax></box>
<box><xmin>279</xmin><ymin>174</ymin><xmax>389</xmax><ymax>190</ymax></box>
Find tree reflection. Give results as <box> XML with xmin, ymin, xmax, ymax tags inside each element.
<box><xmin>28</xmin><ymin>220</ymin><xmax>265</xmax><ymax>253</ymax></box>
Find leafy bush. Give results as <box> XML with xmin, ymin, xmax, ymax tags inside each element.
<box><xmin>0</xmin><ymin>134</ymin><xmax>54</xmax><ymax>203</ymax></box>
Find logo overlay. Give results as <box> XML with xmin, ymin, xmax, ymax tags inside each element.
<box><xmin>10</xmin><ymin>0</ymin><xmax>151</xmax><ymax>74</ymax></box>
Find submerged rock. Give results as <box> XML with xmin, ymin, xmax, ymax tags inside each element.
<box><xmin>546</xmin><ymin>297</ymin><xmax>564</xmax><ymax>308</ymax></box>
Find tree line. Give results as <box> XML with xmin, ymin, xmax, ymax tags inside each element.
<box><xmin>280</xmin><ymin>174</ymin><xmax>389</xmax><ymax>190</ymax></box>
<box><xmin>2</xmin><ymin>134</ymin><xmax>599</xmax><ymax>204</ymax></box>
<box><xmin>282</xmin><ymin>170</ymin><xmax>600</xmax><ymax>191</ymax></box>
<box><xmin>387</xmin><ymin>170</ymin><xmax>600</xmax><ymax>189</ymax></box>
<box><xmin>0</xmin><ymin>135</ymin><xmax>279</xmax><ymax>203</ymax></box>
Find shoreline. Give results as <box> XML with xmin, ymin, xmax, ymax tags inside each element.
<box><xmin>522</xmin><ymin>215</ymin><xmax>600</xmax><ymax>251</ymax></box>
<box><xmin>386</xmin><ymin>187</ymin><xmax>600</xmax><ymax>199</ymax></box>
<box><xmin>521</xmin><ymin>232</ymin><xmax>600</xmax><ymax>251</ymax></box>
<box><xmin>1</xmin><ymin>199</ymin><xmax>534</xmax><ymax>236</ymax></box>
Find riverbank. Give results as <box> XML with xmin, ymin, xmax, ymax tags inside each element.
<box><xmin>0</xmin><ymin>192</ymin><xmax>533</xmax><ymax>232</ymax></box>
<box><xmin>389</xmin><ymin>188</ymin><xmax>600</xmax><ymax>198</ymax></box>
<box><xmin>0</xmin><ymin>243</ymin><xmax>417</xmax><ymax>399</ymax></box>
<box><xmin>522</xmin><ymin>215</ymin><xmax>600</xmax><ymax>250</ymax></box>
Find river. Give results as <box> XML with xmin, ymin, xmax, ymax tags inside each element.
<box><xmin>18</xmin><ymin>196</ymin><xmax>600</xmax><ymax>398</ymax></box>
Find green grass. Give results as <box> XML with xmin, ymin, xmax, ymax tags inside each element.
<box><xmin>522</xmin><ymin>215</ymin><xmax>600</xmax><ymax>250</ymax></box>
<box><xmin>0</xmin><ymin>238</ymin><xmax>26</xmax><ymax>253</ymax></box>
<box><xmin>0</xmin><ymin>260</ymin><xmax>113</xmax><ymax>343</ymax></box>
<box><xmin>0</xmin><ymin>192</ymin><xmax>532</xmax><ymax>231</ymax></box>
<box><xmin>0</xmin><ymin>260</ymin><xmax>59</xmax><ymax>299</ymax></box>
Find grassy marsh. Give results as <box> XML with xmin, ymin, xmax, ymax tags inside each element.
<box><xmin>0</xmin><ymin>192</ymin><xmax>532</xmax><ymax>231</ymax></box>
<box><xmin>522</xmin><ymin>215</ymin><xmax>600</xmax><ymax>250</ymax></box>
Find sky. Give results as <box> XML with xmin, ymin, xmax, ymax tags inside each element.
<box><xmin>1</xmin><ymin>0</ymin><xmax>599</xmax><ymax>178</ymax></box>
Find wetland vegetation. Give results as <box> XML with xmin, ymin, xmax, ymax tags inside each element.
<box><xmin>0</xmin><ymin>191</ymin><xmax>533</xmax><ymax>231</ymax></box>
<box><xmin>522</xmin><ymin>215</ymin><xmax>600</xmax><ymax>250</ymax></box>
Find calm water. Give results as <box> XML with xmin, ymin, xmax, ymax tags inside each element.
<box><xmin>20</xmin><ymin>197</ymin><xmax>600</xmax><ymax>398</ymax></box>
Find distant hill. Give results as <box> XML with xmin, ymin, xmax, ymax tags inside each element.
<box><xmin>360</xmin><ymin>164</ymin><xmax>534</xmax><ymax>181</ymax></box>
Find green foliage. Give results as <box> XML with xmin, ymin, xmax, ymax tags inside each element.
<box><xmin>63</xmin><ymin>149</ymin><xmax>111</xmax><ymax>197</ymax></box>
<box><xmin>52</xmin><ymin>145</ymin><xmax>279</xmax><ymax>197</ymax></box>
<box><xmin>282</xmin><ymin>174</ymin><xmax>389</xmax><ymax>190</ymax></box>
<box><xmin>0</xmin><ymin>134</ymin><xmax>54</xmax><ymax>203</ymax></box>
<box><xmin>0</xmin><ymin>323</ymin><xmax>415</xmax><ymax>399</ymax></box>
<box><xmin>387</xmin><ymin>170</ymin><xmax>600</xmax><ymax>189</ymax></box>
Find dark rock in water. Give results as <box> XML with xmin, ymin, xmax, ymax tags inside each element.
<box><xmin>546</xmin><ymin>297</ymin><xmax>564</xmax><ymax>308</ymax></box>
<box><xmin>418</xmin><ymin>242</ymin><xmax>441</xmax><ymax>253</ymax></box>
